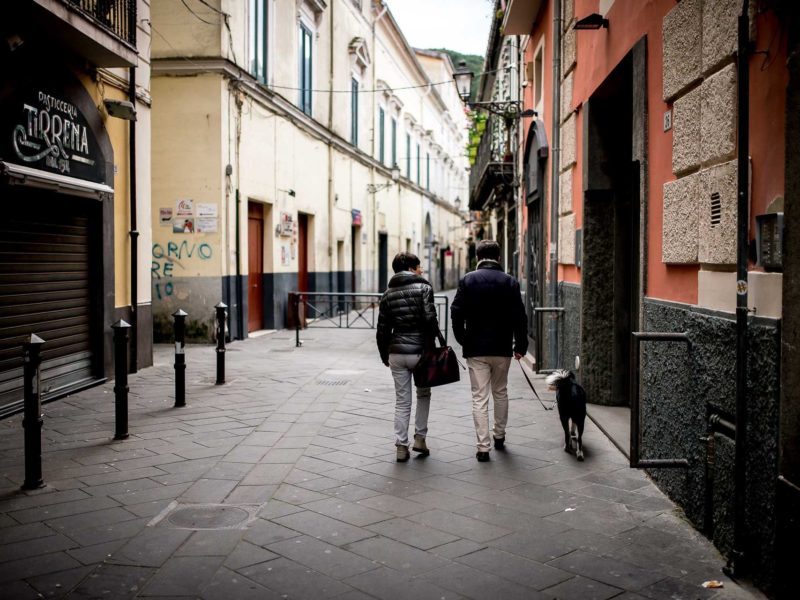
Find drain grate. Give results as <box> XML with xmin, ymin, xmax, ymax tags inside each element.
<box><xmin>149</xmin><ymin>502</ymin><xmax>260</xmax><ymax>530</ymax></box>
<box><xmin>316</xmin><ymin>379</ymin><xmax>349</xmax><ymax>386</ymax></box>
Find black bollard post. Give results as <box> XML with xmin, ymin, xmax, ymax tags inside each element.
<box><xmin>173</xmin><ymin>309</ymin><xmax>187</xmax><ymax>407</ymax></box>
<box><xmin>112</xmin><ymin>320</ymin><xmax>131</xmax><ymax>440</ymax></box>
<box><xmin>215</xmin><ymin>302</ymin><xmax>227</xmax><ymax>385</ymax></box>
<box><xmin>22</xmin><ymin>334</ymin><xmax>45</xmax><ymax>490</ymax></box>
<box><xmin>294</xmin><ymin>293</ymin><xmax>303</xmax><ymax>348</ymax></box>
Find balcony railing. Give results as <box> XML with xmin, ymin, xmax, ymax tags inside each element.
<box><xmin>64</xmin><ymin>0</ymin><xmax>137</xmax><ymax>46</ymax></box>
<box><xmin>468</xmin><ymin>115</ymin><xmax>513</xmax><ymax>209</ymax></box>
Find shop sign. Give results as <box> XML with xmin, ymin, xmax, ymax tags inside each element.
<box><xmin>4</xmin><ymin>85</ymin><xmax>107</xmax><ymax>183</ymax></box>
<box><xmin>351</xmin><ymin>209</ymin><xmax>362</xmax><ymax>226</ymax></box>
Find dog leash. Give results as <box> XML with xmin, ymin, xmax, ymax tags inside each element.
<box><xmin>517</xmin><ymin>361</ymin><xmax>555</xmax><ymax>411</ymax></box>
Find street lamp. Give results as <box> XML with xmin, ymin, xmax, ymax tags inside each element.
<box><xmin>574</xmin><ymin>13</ymin><xmax>609</xmax><ymax>30</ymax></box>
<box><xmin>367</xmin><ymin>164</ymin><xmax>401</xmax><ymax>193</ymax></box>
<box><xmin>453</xmin><ymin>61</ymin><xmax>537</xmax><ymax>119</ymax></box>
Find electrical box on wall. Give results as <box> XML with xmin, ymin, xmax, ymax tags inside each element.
<box><xmin>755</xmin><ymin>213</ymin><xmax>784</xmax><ymax>272</ymax></box>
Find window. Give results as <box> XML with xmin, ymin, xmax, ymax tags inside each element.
<box><xmin>298</xmin><ymin>23</ymin><xmax>313</xmax><ymax>115</ymax></box>
<box><xmin>249</xmin><ymin>0</ymin><xmax>268</xmax><ymax>83</ymax></box>
<box><xmin>426</xmin><ymin>153</ymin><xmax>430</xmax><ymax>191</ymax></box>
<box><xmin>533</xmin><ymin>40</ymin><xmax>544</xmax><ymax>117</ymax></box>
<box><xmin>405</xmin><ymin>133</ymin><xmax>411</xmax><ymax>178</ymax></box>
<box><xmin>391</xmin><ymin>118</ymin><xmax>397</xmax><ymax>168</ymax></box>
<box><xmin>351</xmin><ymin>78</ymin><xmax>359</xmax><ymax>145</ymax></box>
<box><xmin>378</xmin><ymin>107</ymin><xmax>385</xmax><ymax>163</ymax></box>
<box><xmin>416</xmin><ymin>143</ymin><xmax>421</xmax><ymax>185</ymax></box>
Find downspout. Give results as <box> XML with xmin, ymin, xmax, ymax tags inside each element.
<box><xmin>373</xmin><ymin>3</ymin><xmax>389</xmax><ymax>286</ymax></box>
<box><xmin>548</xmin><ymin>0</ymin><xmax>563</xmax><ymax>369</ymax></box>
<box><xmin>729</xmin><ymin>0</ymin><xmax>751</xmax><ymax>578</ymax></box>
<box><xmin>234</xmin><ymin>91</ymin><xmax>244</xmax><ymax>339</ymax></box>
<box><xmin>328</xmin><ymin>0</ymin><xmax>335</xmax><ymax>293</ymax></box>
<box><xmin>128</xmin><ymin>66</ymin><xmax>139</xmax><ymax>373</ymax></box>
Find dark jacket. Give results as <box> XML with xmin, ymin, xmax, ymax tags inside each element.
<box><xmin>376</xmin><ymin>272</ymin><xmax>439</xmax><ymax>363</ymax></box>
<box><xmin>451</xmin><ymin>260</ymin><xmax>528</xmax><ymax>358</ymax></box>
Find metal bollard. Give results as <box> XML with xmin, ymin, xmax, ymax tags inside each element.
<box><xmin>173</xmin><ymin>309</ymin><xmax>187</xmax><ymax>407</ymax></box>
<box><xmin>294</xmin><ymin>293</ymin><xmax>303</xmax><ymax>348</ymax></box>
<box><xmin>22</xmin><ymin>334</ymin><xmax>45</xmax><ymax>490</ymax></box>
<box><xmin>112</xmin><ymin>320</ymin><xmax>131</xmax><ymax>440</ymax></box>
<box><xmin>215</xmin><ymin>302</ymin><xmax>227</xmax><ymax>385</ymax></box>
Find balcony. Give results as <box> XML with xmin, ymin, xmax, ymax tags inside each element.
<box><xmin>468</xmin><ymin>115</ymin><xmax>514</xmax><ymax>210</ymax></box>
<box><xmin>64</xmin><ymin>0</ymin><xmax>137</xmax><ymax>46</ymax></box>
<box><xmin>10</xmin><ymin>0</ymin><xmax>138</xmax><ymax>67</ymax></box>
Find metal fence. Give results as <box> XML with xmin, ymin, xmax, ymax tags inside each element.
<box><xmin>64</xmin><ymin>0</ymin><xmax>137</xmax><ymax>46</ymax></box>
<box><xmin>289</xmin><ymin>292</ymin><xmax>449</xmax><ymax>346</ymax></box>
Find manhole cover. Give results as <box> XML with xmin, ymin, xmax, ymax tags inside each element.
<box><xmin>167</xmin><ymin>505</ymin><xmax>250</xmax><ymax>530</ymax></box>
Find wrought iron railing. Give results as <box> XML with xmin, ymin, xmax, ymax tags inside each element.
<box><xmin>64</xmin><ymin>0</ymin><xmax>137</xmax><ymax>46</ymax></box>
<box><xmin>469</xmin><ymin>115</ymin><xmax>511</xmax><ymax>196</ymax></box>
<box><xmin>289</xmin><ymin>292</ymin><xmax>449</xmax><ymax>347</ymax></box>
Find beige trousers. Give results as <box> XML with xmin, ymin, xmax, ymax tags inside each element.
<box><xmin>467</xmin><ymin>356</ymin><xmax>512</xmax><ymax>452</ymax></box>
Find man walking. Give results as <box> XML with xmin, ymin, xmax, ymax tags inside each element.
<box><xmin>451</xmin><ymin>240</ymin><xmax>528</xmax><ymax>462</ymax></box>
<box><xmin>377</xmin><ymin>252</ymin><xmax>440</xmax><ymax>462</ymax></box>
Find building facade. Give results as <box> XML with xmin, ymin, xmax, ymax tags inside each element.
<box><xmin>473</xmin><ymin>0</ymin><xmax>798</xmax><ymax>596</ymax></box>
<box><xmin>0</xmin><ymin>0</ymin><xmax>153</xmax><ymax>417</ymax></box>
<box><xmin>150</xmin><ymin>0</ymin><xmax>469</xmax><ymax>340</ymax></box>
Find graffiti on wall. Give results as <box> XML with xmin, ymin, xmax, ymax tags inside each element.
<box><xmin>152</xmin><ymin>240</ymin><xmax>213</xmax><ymax>299</ymax></box>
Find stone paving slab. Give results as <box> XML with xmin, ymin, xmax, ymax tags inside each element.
<box><xmin>0</xmin><ymin>300</ymin><xmax>767</xmax><ymax>599</ymax></box>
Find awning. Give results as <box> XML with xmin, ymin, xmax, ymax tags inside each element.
<box><xmin>0</xmin><ymin>161</ymin><xmax>113</xmax><ymax>199</ymax></box>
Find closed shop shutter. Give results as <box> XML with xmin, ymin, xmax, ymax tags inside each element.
<box><xmin>0</xmin><ymin>193</ymin><xmax>98</xmax><ymax>417</ymax></box>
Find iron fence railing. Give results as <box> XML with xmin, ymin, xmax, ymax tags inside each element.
<box><xmin>469</xmin><ymin>115</ymin><xmax>510</xmax><ymax>197</ymax></box>
<box><xmin>289</xmin><ymin>292</ymin><xmax>449</xmax><ymax>347</ymax></box>
<box><xmin>64</xmin><ymin>0</ymin><xmax>137</xmax><ymax>46</ymax></box>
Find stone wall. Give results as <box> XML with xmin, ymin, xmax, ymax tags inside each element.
<box><xmin>641</xmin><ymin>298</ymin><xmax>779</xmax><ymax>590</ymax></box>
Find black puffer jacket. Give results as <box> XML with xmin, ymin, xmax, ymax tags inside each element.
<box><xmin>376</xmin><ymin>272</ymin><xmax>439</xmax><ymax>363</ymax></box>
<box><xmin>451</xmin><ymin>260</ymin><xmax>528</xmax><ymax>358</ymax></box>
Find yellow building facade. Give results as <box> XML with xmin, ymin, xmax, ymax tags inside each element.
<box><xmin>150</xmin><ymin>0</ymin><xmax>469</xmax><ymax>339</ymax></box>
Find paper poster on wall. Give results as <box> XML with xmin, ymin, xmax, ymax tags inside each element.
<box><xmin>176</xmin><ymin>199</ymin><xmax>194</xmax><ymax>216</ymax></box>
<box><xmin>173</xmin><ymin>218</ymin><xmax>195</xmax><ymax>233</ymax></box>
<box><xmin>281</xmin><ymin>245</ymin><xmax>291</xmax><ymax>266</ymax></box>
<box><xmin>197</xmin><ymin>203</ymin><xmax>217</xmax><ymax>218</ymax></box>
<box><xmin>196</xmin><ymin>217</ymin><xmax>217</xmax><ymax>233</ymax></box>
<box><xmin>159</xmin><ymin>208</ymin><xmax>173</xmax><ymax>226</ymax></box>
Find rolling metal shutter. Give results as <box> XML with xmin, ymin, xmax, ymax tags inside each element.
<box><xmin>0</xmin><ymin>194</ymin><xmax>96</xmax><ymax>417</ymax></box>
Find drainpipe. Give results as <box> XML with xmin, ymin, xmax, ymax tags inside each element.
<box><xmin>235</xmin><ymin>188</ymin><xmax>244</xmax><ymax>339</ymax></box>
<box><xmin>729</xmin><ymin>0</ymin><xmax>751</xmax><ymax>578</ymax></box>
<box><xmin>328</xmin><ymin>0</ymin><xmax>335</xmax><ymax>293</ymax></box>
<box><xmin>128</xmin><ymin>65</ymin><xmax>138</xmax><ymax>373</ymax></box>
<box><xmin>548</xmin><ymin>0</ymin><xmax>563</xmax><ymax>369</ymax></box>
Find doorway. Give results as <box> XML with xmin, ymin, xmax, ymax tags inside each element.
<box><xmin>351</xmin><ymin>225</ymin><xmax>360</xmax><ymax>292</ymax></box>
<box><xmin>378</xmin><ymin>233</ymin><xmax>388</xmax><ymax>291</ymax></box>
<box><xmin>298</xmin><ymin>213</ymin><xmax>309</xmax><ymax>292</ymax></box>
<box><xmin>524</xmin><ymin>120</ymin><xmax>548</xmax><ymax>365</ymax></box>
<box><xmin>581</xmin><ymin>49</ymin><xmax>641</xmax><ymax>407</ymax></box>
<box><xmin>247</xmin><ymin>202</ymin><xmax>264</xmax><ymax>332</ymax></box>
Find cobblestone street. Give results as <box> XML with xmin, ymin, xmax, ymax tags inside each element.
<box><xmin>0</xmin><ymin>319</ymin><xmax>764</xmax><ymax>599</ymax></box>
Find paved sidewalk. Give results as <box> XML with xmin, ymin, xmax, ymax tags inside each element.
<box><xmin>0</xmin><ymin>318</ymin><xmax>763</xmax><ymax>599</ymax></box>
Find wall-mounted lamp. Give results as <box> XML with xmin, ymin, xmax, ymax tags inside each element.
<box><xmin>574</xmin><ymin>13</ymin><xmax>609</xmax><ymax>30</ymax></box>
<box><xmin>104</xmin><ymin>99</ymin><xmax>137</xmax><ymax>121</ymax></box>
<box><xmin>279</xmin><ymin>188</ymin><xmax>296</xmax><ymax>197</ymax></box>
<box><xmin>367</xmin><ymin>164</ymin><xmax>400</xmax><ymax>193</ymax></box>
<box><xmin>453</xmin><ymin>61</ymin><xmax>537</xmax><ymax>119</ymax></box>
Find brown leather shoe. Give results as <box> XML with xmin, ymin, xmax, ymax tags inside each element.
<box><xmin>412</xmin><ymin>434</ymin><xmax>430</xmax><ymax>456</ymax></box>
<box><xmin>396</xmin><ymin>445</ymin><xmax>410</xmax><ymax>462</ymax></box>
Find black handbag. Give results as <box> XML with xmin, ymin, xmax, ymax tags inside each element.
<box><xmin>413</xmin><ymin>330</ymin><xmax>463</xmax><ymax>388</ymax></box>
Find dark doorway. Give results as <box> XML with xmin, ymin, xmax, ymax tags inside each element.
<box><xmin>378</xmin><ymin>233</ymin><xmax>388</xmax><ymax>291</ymax></box>
<box><xmin>524</xmin><ymin>120</ymin><xmax>549</xmax><ymax>366</ymax></box>
<box><xmin>298</xmin><ymin>213</ymin><xmax>309</xmax><ymax>292</ymax></box>
<box><xmin>507</xmin><ymin>204</ymin><xmax>517</xmax><ymax>278</ymax></box>
<box><xmin>496</xmin><ymin>215</ymin><xmax>505</xmax><ymax>270</ymax></box>
<box><xmin>581</xmin><ymin>49</ymin><xmax>641</xmax><ymax>407</ymax></box>
<box><xmin>439</xmin><ymin>248</ymin><xmax>447</xmax><ymax>290</ymax></box>
<box><xmin>351</xmin><ymin>225</ymin><xmax>360</xmax><ymax>292</ymax></box>
<box><xmin>247</xmin><ymin>202</ymin><xmax>264</xmax><ymax>332</ymax></box>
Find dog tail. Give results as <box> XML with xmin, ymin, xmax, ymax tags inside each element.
<box><xmin>545</xmin><ymin>369</ymin><xmax>573</xmax><ymax>386</ymax></box>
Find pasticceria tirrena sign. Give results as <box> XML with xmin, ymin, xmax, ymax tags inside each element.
<box><xmin>2</xmin><ymin>75</ymin><xmax>110</xmax><ymax>185</ymax></box>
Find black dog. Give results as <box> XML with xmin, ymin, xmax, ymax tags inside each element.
<box><xmin>545</xmin><ymin>370</ymin><xmax>587</xmax><ymax>461</ymax></box>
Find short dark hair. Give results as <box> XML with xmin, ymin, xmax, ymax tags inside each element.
<box><xmin>391</xmin><ymin>252</ymin><xmax>420</xmax><ymax>273</ymax></box>
<box><xmin>476</xmin><ymin>240</ymin><xmax>500</xmax><ymax>261</ymax></box>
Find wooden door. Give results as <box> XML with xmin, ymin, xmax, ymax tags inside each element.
<box><xmin>298</xmin><ymin>213</ymin><xmax>309</xmax><ymax>292</ymax></box>
<box><xmin>247</xmin><ymin>202</ymin><xmax>264</xmax><ymax>332</ymax></box>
